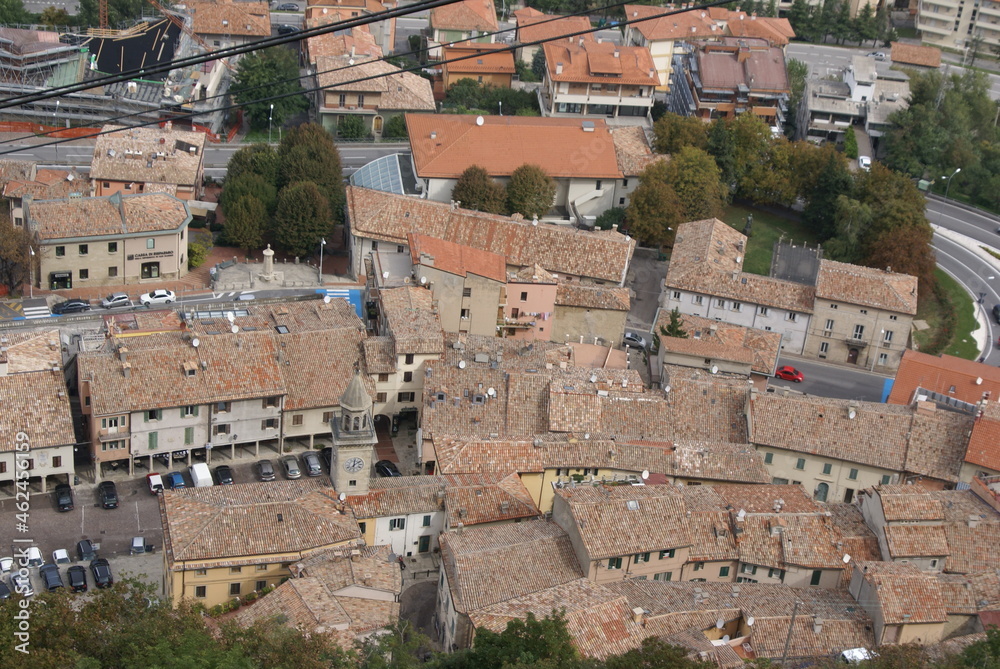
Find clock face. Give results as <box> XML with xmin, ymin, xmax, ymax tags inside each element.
<box><xmin>343</xmin><ymin>457</ymin><xmax>365</xmax><ymax>473</ymax></box>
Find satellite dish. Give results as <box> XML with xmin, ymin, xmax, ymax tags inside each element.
<box><xmin>710</xmin><ymin>365</ymin><xmax>719</xmax><ymax>374</ymax></box>
<box><xmin>324</xmin><ymin>295</ymin><xmax>331</xmax><ymax>304</ymax></box>
<box><xmin>420</xmin><ymin>276</ymin><xmax>427</xmax><ymax>285</ymax></box>
<box><xmin>663</xmin><ymin>385</ymin><xmax>671</xmax><ymax>393</ymax></box>
<box><xmin>746</xmin><ymin>617</ymin><xmax>755</xmax><ymax>627</ymax></box>
<box><xmin>458</xmin><ymin>360</ymin><xmax>466</xmax><ymax>369</ymax></box>
<box><xmin>976</xmin><ymin>377</ymin><xmax>983</xmax><ymax>385</ymax></box>
<box><xmin>590</xmin><ymin>374</ymin><xmax>598</xmax><ymax>383</ymax></box>
<box><xmin>487</xmin><ymin>387</ymin><xmax>496</xmax><ymax>396</ymax></box>
<box><xmin>716</xmin><ymin>618</ymin><xmax>725</xmax><ymax>629</ymax></box>
<box><xmin>231</xmin><ymin>325</ymin><xmax>239</xmax><ymax>334</ymax></box>
<box><xmin>843</xmin><ymin>553</ymin><xmax>852</xmax><ymax>564</ymax></box>
<box><xmin>338</xmin><ymin>492</ymin><xmax>346</xmax><ymax>502</ymax></box>
<box><xmin>191</xmin><ymin>338</ymin><xmax>200</xmax><ymax>348</ymax></box>
<box><xmin>475</xmin><ymin>115</ymin><xmax>484</xmax><ymax>126</ymax></box>
<box><xmin>641</xmin><ymin>470</ymin><xmax>649</xmax><ymax>480</ymax></box>
<box><xmin>722</xmin><ymin>635</ymin><xmax>730</xmax><ymax>643</ymax></box>
<box><xmin>848</xmin><ymin>408</ymin><xmax>857</xmax><ymax>420</ymax></box>
<box><xmin>226</xmin><ymin>312</ymin><xmax>235</xmax><ymax>323</ymax></box>
<box><xmin>382</xmin><ymin>271</ymin><xmax>389</xmax><ymax>279</ymax></box>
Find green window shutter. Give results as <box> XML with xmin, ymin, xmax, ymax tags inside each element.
<box><xmin>185</xmin><ymin>427</ymin><xmax>194</xmax><ymax>445</ymax></box>
<box><xmin>148</xmin><ymin>432</ymin><xmax>157</xmax><ymax>449</ymax></box>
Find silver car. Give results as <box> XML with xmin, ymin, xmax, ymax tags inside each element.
<box><xmin>281</xmin><ymin>455</ymin><xmax>301</xmax><ymax>479</ymax></box>
<box><xmin>302</xmin><ymin>451</ymin><xmax>322</xmax><ymax>477</ymax></box>
<box><xmin>101</xmin><ymin>292</ymin><xmax>131</xmax><ymax>308</ymax></box>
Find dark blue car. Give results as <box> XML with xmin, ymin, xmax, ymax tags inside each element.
<box><xmin>164</xmin><ymin>472</ymin><xmax>186</xmax><ymax>489</ymax></box>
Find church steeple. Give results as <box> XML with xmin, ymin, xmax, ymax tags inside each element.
<box><xmin>330</xmin><ymin>370</ymin><xmax>377</xmax><ymax>494</ymax></box>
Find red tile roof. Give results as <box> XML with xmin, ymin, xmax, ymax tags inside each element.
<box><xmin>624</xmin><ymin>5</ymin><xmax>793</xmax><ymax>46</ymax></box>
<box><xmin>442</xmin><ymin>43</ymin><xmax>515</xmax><ymax>75</ymax></box>
<box><xmin>966</xmin><ymin>402</ymin><xmax>1000</xmax><ymax>472</ymax></box>
<box><xmin>890</xmin><ymin>42</ymin><xmax>941</xmax><ymax>68</ymax></box>
<box><xmin>409</xmin><ymin>232</ymin><xmax>506</xmax><ymax>282</ymax></box>
<box><xmin>430</xmin><ymin>0</ymin><xmax>497</xmax><ymax>32</ymax></box>
<box><xmin>405</xmin><ymin>114</ymin><xmax>623</xmax><ymax>180</ymax></box>
<box><xmin>544</xmin><ymin>41</ymin><xmax>658</xmax><ymax>86</ymax></box>
<box><xmin>517</xmin><ymin>13</ymin><xmax>593</xmax><ymax>46</ymax></box>
<box><xmin>888</xmin><ymin>349</ymin><xmax>1000</xmax><ymax>407</ymax></box>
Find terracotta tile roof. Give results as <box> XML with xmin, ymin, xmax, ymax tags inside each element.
<box><xmin>884</xmin><ymin>524</ymin><xmax>950</xmax><ymax>558</ymax></box>
<box><xmin>103</xmin><ymin>309</ymin><xmax>184</xmax><ymax>336</ymax></box>
<box><xmin>347</xmin><ymin>475</ymin><xmax>442</xmax><ymax>518</ymax></box>
<box><xmin>0</xmin><ymin>369</ymin><xmax>75</xmax><ymax>452</ymax></box>
<box><xmin>856</xmin><ymin>561</ymin><xmax>948</xmax><ymax>623</ymax></box>
<box><xmin>928</xmin><ymin>490</ymin><xmax>1000</xmax><ymax>573</ymax></box>
<box><xmin>430</xmin><ymin>0</ymin><xmax>497</xmax><ymax>32</ymax></box>
<box><xmin>305</xmin><ymin>25</ymin><xmax>382</xmax><ymax>64</ymax></box>
<box><xmin>555</xmin><ymin>283</ymin><xmax>629</xmax><ymax>311</ymax></box>
<box><xmin>315</xmin><ymin>55</ymin><xmax>434</xmax><ymax>111</ymax></box>
<box><xmin>694</xmin><ymin>38</ymin><xmax>789</xmax><ymax>94</ymax></box>
<box><xmin>544</xmin><ymin>41</ymin><xmax>658</xmax><ymax>87</ymax></box>
<box><xmin>626</xmin><ymin>6</ymin><xmax>793</xmax><ymax>46</ymax></box>
<box><xmin>725</xmin><ymin>14</ymin><xmax>795</xmax><ymax>45</ymax></box>
<box><xmin>610</xmin><ymin>126</ymin><xmax>664</xmax><ymax>177</ymax></box>
<box><xmin>405</xmin><ymin>114</ymin><xmax>623</xmax><ymax>180</ymax></box>
<box><xmin>409</xmin><ymin>232</ymin><xmax>506</xmax><ymax>282</ymax></box>
<box><xmin>750</xmin><ymin>393</ymin><xmax>912</xmax><ymax>471</ymax></box>
<box><xmin>258</xmin><ymin>297</ymin><xmax>366</xmax><ymax>333</ymax></box>
<box><xmin>904</xmin><ymin>403</ymin><xmax>972</xmax><ymax>482</ymax></box>
<box><xmin>508</xmin><ymin>263</ymin><xmax>557</xmax><ymax>284</ymax></box>
<box><xmin>655</xmin><ymin>311</ymin><xmax>781</xmax><ymax>375</ymax></box>
<box><xmin>825</xmin><ymin>503</ymin><xmax>882</xmax><ymax>587</ymax></box>
<box><xmin>714</xmin><ymin>482</ymin><xmax>820</xmax><ymax>514</ymax></box>
<box><xmin>78</xmin><ymin>330</ymin><xmax>285</xmax><ymax>416</ymax></box>
<box><xmin>161</xmin><ymin>480</ymin><xmax>361</xmax><ymax>564</ymax></box>
<box><xmin>0</xmin><ymin>329</ymin><xmax>63</xmax><ymax>373</ymax></box>
<box><xmin>442</xmin><ymin>43</ymin><xmax>515</xmax><ymax>74</ymax></box>
<box><xmin>470</xmin><ymin>578</ymin><xmax>640</xmax><ymax>659</ymax></box>
<box><xmin>679</xmin><ymin>486</ymin><xmax>738</xmax><ymax>562</ymax></box>
<box><xmin>439</xmin><ymin>519</ymin><xmax>583</xmax><ymax>613</ymax></box>
<box><xmin>3</xmin><ymin>168</ymin><xmax>83</xmax><ymax>200</ymax></box>
<box><xmin>816</xmin><ymin>259</ymin><xmax>918</xmax><ymax>315</ymax></box>
<box><xmin>347</xmin><ymin>186</ymin><xmax>635</xmax><ymax>283</ymax></box>
<box><xmin>362</xmin><ymin>336</ymin><xmax>396</xmax><ymax>374</ymax></box>
<box><xmin>890</xmin><ymin>42</ymin><xmax>941</xmax><ymax>68</ymax></box>
<box><xmin>666</xmin><ymin>219</ymin><xmax>815</xmax><ymax>313</ymax></box>
<box><xmin>189</xmin><ymin>0</ymin><xmax>270</xmax><ymax>37</ymax></box>
<box><xmin>291</xmin><ymin>543</ymin><xmax>401</xmax><ymax>594</ymax></box>
<box><xmin>556</xmin><ymin>485</ymin><xmax>692</xmax><ymax>558</ymax></box>
<box><xmin>734</xmin><ymin>513</ymin><xmax>845</xmax><ymax>570</ymax></box>
<box><xmin>443</xmin><ymin>472</ymin><xmax>541</xmax><ymax>526</ymax></box>
<box><xmin>512</xmin><ymin>6</ymin><xmax>544</xmax><ymax>22</ymax></box>
<box><xmin>91</xmin><ymin>124</ymin><xmax>205</xmax><ymax>187</ymax></box>
<box><xmin>967</xmin><ymin>402</ymin><xmax>1000</xmax><ymax>472</ymax></box>
<box><xmin>936</xmin><ymin>571</ymin><xmax>1000</xmax><ymax>613</ymax></box>
<box><xmin>876</xmin><ymin>485</ymin><xmax>944</xmax><ymax>522</ymax></box>
<box><xmin>379</xmin><ymin>286</ymin><xmax>444</xmax><ymax>355</ymax></box>
<box><xmin>516</xmin><ymin>12</ymin><xmax>592</xmax><ymax>46</ymax></box>
<box><xmin>888</xmin><ymin>349</ymin><xmax>1000</xmax><ymax>407</ymax></box>
<box><xmin>0</xmin><ymin>159</ymin><xmax>35</xmax><ymax>182</ymax></box>
<box><xmin>278</xmin><ymin>329</ymin><xmax>370</xmax><ymax>411</ymax></box>
<box><xmin>28</xmin><ymin>192</ymin><xmax>189</xmax><ymax>240</ymax></box>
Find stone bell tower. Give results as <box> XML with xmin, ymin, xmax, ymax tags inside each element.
<box><xmin>330</xmin><ymin>371</ymin><xmax>377</xmax><ymax>494</ymax></box>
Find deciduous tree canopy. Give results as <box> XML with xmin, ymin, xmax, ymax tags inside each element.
<box><xmin>452</xmin><ymin>165</ymin><xmax>507</xmax><ymax>215</ymax></box>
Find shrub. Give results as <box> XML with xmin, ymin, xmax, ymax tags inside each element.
<box><xmin>188</xmin><ymin>242</ymin><xmax>209</xmax><ymax>269</ymax></box>
<box><xmin>595</xmin><ymin>207</ymin><xmax>626</xmax><ymax>230</ymax></box>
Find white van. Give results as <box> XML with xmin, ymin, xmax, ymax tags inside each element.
<box><xmin>840</xmin><ymin>648</ymin><xmax>877</xmax><ymax>663</ymax></box>
<box><xmin>189</xmin><ymin>462</ymin><xmax>213</xmax><ymax>488</ymax></box>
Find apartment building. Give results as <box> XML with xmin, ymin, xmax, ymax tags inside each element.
<box><xmin>916</xmin><ymin>0</ymin><xmax>1000</xmax><ymax>51</ymax></box>
<box><xmin>426</xmin><ymin>0</ymin><xmax>497</xmax><ymax>59</ymax></box>
<box><xmin>189</xmin><ymin>0</ymin><xmax>271</xmax><ymax>48</ymax></box>
<box><xmin>441</xmin><ymin>42</ymin><xmax>515</xmax><ymax>89</ymax></box>
<box><xmin>305</xmin><ymin>0</ymin><xmax>396</xmax><ymax>55</ymax></box>
<box><xmin>90</xmin><ymin>124</ymin><xmax>206</xmax><ymax>201</ymax></box>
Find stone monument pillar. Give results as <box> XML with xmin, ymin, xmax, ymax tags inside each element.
<box><xmin>261</xmin><ymin>244</ymin><xmax>275</xmax><ymax>281</ymax></box>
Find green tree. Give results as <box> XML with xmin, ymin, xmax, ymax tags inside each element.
<box><xmin>515</xmin><ymin>59</ymin><xmax>538</xmax><ymax>83</ymax></box>
<box><xmin>595</xmin><ymin>207</ymin><xmax>627</xmax><ymax>230</ymax></box>
<box><xmin>221</xmin><ymin>173</ymin><xmax>279</xmax><ymax>217</ymax></box>
<box><xmin>822</xmin><ymin>194</ymin><xmax>872</xmax><ymax>263</ymax></box>
<box><xmin>466</xmin><ymin>612</ymin><xmax>581</xmax><ymax>669</ymax></box>
<box><xmin>852</xmin><ymin>3</ymin><xmax>878</xmax><ymax>46</ymax></box>
<box><xmin>76</xmin><ymin>0</ymin><xmax>144</xmax><ymax>27</ymax></box>
<box><xmin>968</xmin><ymin>31</ymin><xmax>985</xmax><ymax>68</ymax></box>
<box><xmin>706</xmin><ymin>118</ymin><xmax>736</xmax><ymax>191</ymax></box>
<box><xmin>664</xmin><ymin>146</ymin><xmax>725</xmax><ymax>221</ymax></box>
<box><xmin>506</xmin><ymin>163</ymin><xmax>556</xmax><ymax>219</ymax></box>
<box><xmin>784</xmin><ymin>59</ymin><xmax>809</xmax><ymax>138</ymax></box>
<box><xmin>277</xmin><ymin>123</ymin><xmax>346</xmax><ymax>223</ymax></box>
<box><xmin>652</xmin><ymin>113</ymin><xmax>709</xmax><ymax>154</ymax></box>
<box><xmin>960</xmin><ymin>625</ymin><xmax>1000</xmax><ymax>668</ymax></box>
<box><xmin>531</xmin><ymin>48</ymin><xmax>547</xmax><ymax>81</ymax></box>
<box><xmin>231</xmin><ymin>47</ymin><xmax>309</xmax><ymax>131</ymax></box>
<box><xmin>787</xmin><ymin>0</ymin><xmax>812</xmax><ymax>38</ymax></box>
<box><xmin>844</xmin><ymin>126</ymin><xmax>859</xmax><ymax>159</ymax></box>
<box><xmin>604</xmin><ymin>637</ymin><xmax>711</xmax><ymax>669</ymax></box>
<box><xmin>729</xmin><ymin>114</ymin><xmax>796</xmax><ymax>205</ymax></box>
<box><xmin>356</xmin><ymin>620</ymin><xmax>429</xmax><ymax>669</ymax></box>
<box><xmin>382</xmin><ymin>114</ymin><xmax>409</xmax><ymax>140</ymax></box>
<box><xmin>272</xmin><ymin>181</ymin><xmax>332</xmax><ymax>257</ymax></box>
<box><xmin>337</xmin><ymin>114</ymin><xmax>369</xmax><ymax>139</ymax></box>
<box><xmin>625</xmin><ymin>161</ymin><xmax>682</xmax><ymax>248</ymax></box>
<box><xmin>39</xmin><ymin>6</ymin><xmax>71</xmax><ymax>28</ymax></box>
<box><xmin>224</xmin><ymin>196</ymin><xmax>268</xmax><ymax>254</ymax></box>
<box><xmin>0</xmin><ymin>214</ymin><xmax>32</xmax><ymax>295</ymax></box>
<box><xmin>832</xmin><ymin>0</ymin><xmax>853</xmax><ymax>44</ymax></box>
<box><xmin>188</xmin><ymin>242</ymin><xmax>209</xmax><ymax>269</ymax></box>
<box><xmin>659</xmin><ymin>308</ymin><xmax>688</xmax><ymax>339</ymax></box>
<box><xmin>227</xmin><ymin>143</ymin><xmax>281</xmax><ymax>184</ymax></box>
<box><xmin>452</xmin><ymin>165</ymin><xmax>507</xmax><ymax>214</ymax></box>
<box><xmin>874</xmin><ymin>4</ymin><xmax>890</xmax><ymax>45</ymax></box>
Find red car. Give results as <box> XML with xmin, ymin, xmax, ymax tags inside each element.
<box><xmin>775</xmin><ymin>366</ymin><xmax>804</xmax><ymax>382</ymax></box>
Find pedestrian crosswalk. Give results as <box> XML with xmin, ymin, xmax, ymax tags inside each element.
<box><xmin>316</xmin><ymin>288</ymin><xmax>363</xmax><ymax>318</ymax></box>
<box><xmin>22</xmin><ymin>299</ymin><xmax>51</xmax><ymax>319</ymax></box>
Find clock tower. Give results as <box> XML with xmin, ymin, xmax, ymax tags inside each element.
<box><xmin>330</xmin><ymin>371</ymin><xmax>377</xmax><ymax>495</ymax></box>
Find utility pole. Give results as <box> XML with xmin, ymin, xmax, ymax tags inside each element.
<box><xmin>780</xmin><ymin>599</ymin><xmax>801</xmax><ymax>665</ymax></box>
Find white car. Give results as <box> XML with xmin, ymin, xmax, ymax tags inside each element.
<box><xmin>24</xmin><ymin>547</ymin><xmax>43</xmax><ymax>568</ymax></box>
<box><xmin>52</xmin><ymin>549</ymin><xmax>70</xmax><ymax>565</ymax></box>
<box><xmin>867</xmin><ymin>51</ymin><xmax>887</xmax><ymax>61</ymax></box>
<box><xmin>140</xmin><ymin>289</ymin><xmax>176</xmax><ymax>306</ymax></box>
<box><xmin>0</xmin><ymin>556</ymin><xmax>12</xmax><ymax>579</ymax></box>
<box><xmin>858</xmin><ymin>156</ymin><xmax>871</xmax><ymax>171</ymax></box>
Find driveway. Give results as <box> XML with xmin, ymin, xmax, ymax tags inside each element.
<box><xmin>626</xmin><ymin>249</ymin><xmax>667</xmax><ymax>331</ymax></box>
<box><xmin>399</xmin><ymin>580</ymin><xmax>437</xmax><ymax>643</ymax></box>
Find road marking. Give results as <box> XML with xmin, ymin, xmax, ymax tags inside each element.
<box><xmin>135</xmin><ymin>500</ymin><xmax>141</xmax><ymax>531</ymax></box>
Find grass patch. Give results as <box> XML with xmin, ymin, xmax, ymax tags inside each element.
<box><xmin>720</xmin><ymin>204</ymin><xmax>822</xmax><ymax>275</ymax></box>
<box><xmin>895</xmin><ymin>26</ymin><xmax>919</xmax><ymax>39</ymax></box>
<box><xmin>241</xmin><ymin>129</ymin><xmax>275</xmax><ymax>145</ymax></box>
<box><xmin>913</xmin><ymin>268</ymin><xmax>980</xmax><ymax>360</ymax></box>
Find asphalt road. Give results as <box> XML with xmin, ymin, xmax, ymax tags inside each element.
<box><xmin>770</xmin><ymin>356</ymin><xmax>887</xmax><ymax>402</ymax></box>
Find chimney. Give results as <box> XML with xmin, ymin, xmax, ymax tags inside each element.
<box><xmin>122</xmin><ymin>362</ymin><xmax>131</xmax><ymax>378</ymax></box>
<box><xmin>613</xmin><ymin>49</ymin><xmax>620</xmax><ymax>58</ymax></box>
<box><xmin>430</xmin><ymin>131</ymin><xmax>437</xmax><ymax>139</ymax></box>
<box><xmin>631</xmin><ymin>606</ymin><xmax>645</xmax><ymax>625</ymax></box>
<box><xmin>351</xmin><ymin>45</ymin><xmax>356</xmax><ymax>58</ymax></box>
<box><xmin>968</xmin><ymin>515</ymin><xmax>981</xmax><ymax>529</ymax></box>
<box><xmin>118</xmin><ymin>346</ymin><xmax>128</xmax><ymax>363</ymax></box>
<box><xmin>500</xmin><ymin>501</ymin><xmax>510</xmax><ymax>514</ymax></box>
<box><xmin>164</xmin><ymin>120</ymin><xmax>172</xmax><ymax>131</ymax></box>
<box><xmin>611</xmin><ymin>224</ymin><xmax>618</xmax><ymax>232</ymax></box>
<box><xmin>556</xmin><ymin>62</ymin><xmax>563</xmax><ymax>75</ymax></box>
<box><xmin>578</xmin><ymin>36</ymin><xmax>584</xmax><ymax>47</ymax></box>
<box><xmin>813</xmin><ymin>617</ymin><xmax>823</xmax><ymax>634</ymax></box>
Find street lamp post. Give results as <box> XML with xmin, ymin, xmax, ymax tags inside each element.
<box><xmin>268</xmin><ymin>103</ymin><xmax>274</xmax><ymax>144</ymax></box>
<box><xmin>943</xmin><ymin>167</ymin><xmax>961</xmax><ymax>198</ymax></box>
<box><xmin>871</xmin><ymin>329</ymin><xmax>885</xmax><ymax>372</ymax></box>
<box><xmin>28</xmin><ymin>246</ymin><xmax>34</xmax><ymax>299</ymax></box>
<box><xmin>53</xmin><ymin>101</ymin><xmax>59</xmax><ymax>164</ymax></box>
<box><xmin>318</xmin><ymin>238</ymin><xmax>326</xmax><ymax>285</ymax></box>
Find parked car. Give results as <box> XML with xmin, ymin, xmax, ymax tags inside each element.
<box><xmin>214</xmin><ymin>465</ymin><xmax>234</xmax><ymax>485</ymax></box>
<box><xmin>139</xmin><ymin>289</ymin><xmax>176</xmax><ymax>306</ymax></box>
<box><xmin>90</xmin><ymin>558</ymin><xmax>113</xmax><ymax>588</ymax></box>
<box><xmin>98</xmin><ymin>481</ymin><xmax>119</xmax><ymax>509</ymax></box>
<box><xmin>39</xmin><ymin>564</ymin><xmax>64</xmax><ymax>591</ymax></box>
<box><xmin>52</xmin><ymin>298</ymin><xmax>91</xmax><ymax>315</ymax></box>
<box><xmin>76</xmin><ymin>540</ymin><xmax>97</xmax><ymax>562</ymax></box>
<box><xmin>0</xmin><ymin>581</ymin><xmax>11</xmax><ymax>599</ymax></box>
<box><xmin>25</xmin><ymin>547</ymin><xmax>43</xmax><ymax>568</ymax></box>
<box><xmin>0</xmin><ymin>556</ymin><xmax>12</xmax><ymax>579</ymax></box>
<box><xmin>11</xmin><ymin>571</ymin><xmax>34</xmax><ymax>597</ymax></box>
<box><xmin>774</xmin><ymin>365</ymin><xmax>805</xmax><ymax>382</ymax></box>
<box><xmin>302</xmin><ymin>451</ymin><xmax>323</xmax><ymax>477</ymax></box>
<box><xmin>867</xmin><ymin>51</ymin><xmax>887</xmax><ymax>60</ymax></box>
<box><xmin>858</xmin><ymin>155</ymin><xmax>871</xmax><ymax>171</ymax></box>
<box><xmin>52</xmin><ymin>549</ymin><xmax>70</xmax><ymax>565</ymax></box>
<box><xmin>374</xmin><ymin>459</ymin><xmax>402</xmax><ymax>477</ymax></box>
<box><xmin>67</xmin><ymin>565</ymin><xmax>88</xmax><ymax>592</ymax></box>
<box><xmin>320</xmin><ymin>447</ymin><xmax>333</xmax><ymax>472</ymax></box>
<box><xmin>993</xmin><ymin>304</ymin><xmax>1000</xmax><ymax>325</ymax></box>
<box><xmin>276</xmin><ymin>2</ymin><xmax>298</xmax><ymax>9</ymax></box>
<box><xmin>623</xmin><ymin>332</ymin><xmax>647</xmax><ymax>349</ymax></box>
<box><xmin>164</xmin><ymin>472</ymin><xmax>186</xmax><ymax>489</ymax></box>
<box><xmin>281</xmin><ymin>455</ymin><xmax>301</xmax><ymax>479</ymax></box>
<box><xmin>130</xmin><ymin>537</ymin><xmax>153</xmax><ymax>555</ymax></box>
<box><xmin>101</xmin><ymin>292</ymin><xmax>131</xmax><ymax>308</ymax></box>
<box><xmin>257</xmin><ymin>459</ymin><xmax>276</xmax><ymax>482</ymax></box>
<box><xmin>146</xmin><ymin>472</ymin><xmax>164</xmax><ymax>494</ymax></box>
<box><xmin>276</xmin><ymin>24</ymin><xmax>298</xmax><ymax>34</ymax></box>
<box><xmin>54</xmin><ymin>483</ymin><xmax>74</xmax><ymax>512</ymax></box>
